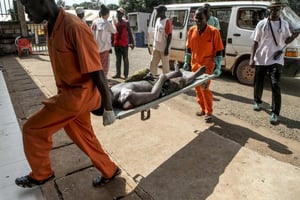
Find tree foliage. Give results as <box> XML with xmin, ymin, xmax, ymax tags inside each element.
<box><xmin>56</xmin><ymin>0</ymin><xmax>65</xmax><ymax>8</ymax></box>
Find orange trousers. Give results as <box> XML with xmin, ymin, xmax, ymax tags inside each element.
<box><xmin>23</xmin><ymin>106</ymin><xmax>117</xmax><ymax>181</ymax></box>
<box><xmin>195</xmin><ymin>79</ymin><xmax>213</xmax><ymax>115</ymax></box>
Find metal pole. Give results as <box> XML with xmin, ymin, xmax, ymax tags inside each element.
<box><xmin>16</xmin><ymin>0</ymin><xmax>28</xmax><ymax>37</ymax></box>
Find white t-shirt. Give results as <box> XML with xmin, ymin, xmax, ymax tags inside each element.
<box><xmin>251</xmin><ymin>18</ymin><xmax>291</xmax><ymax>66</ymax></box>
<box><xmin>153</xmin><ymin>17</ymin><xmax>168</xmax><ymax>52</ymax></box>
<box><xmin>91</xmin><ymin>18</ymin><xmax>116</xmax><ymax>53</ymax></box>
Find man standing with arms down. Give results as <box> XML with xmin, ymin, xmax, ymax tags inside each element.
<box><xmin>250</xmin><ymin>0</ymin><xmax>299</xmax><ymax>124</ymax></box>
<box><xmin>183</xmin><ymin>7</ymin><xmax>224</xmax><ymax>122</ymax></box>
<box><xmin>16</xmin><ymin>0</ymin><xmax>120</xmax><ymax>188</ymax></box>
<box><xmin>112</xmin><ymin>7</ymin><xmax>135</xmax><ymax>79</ymax></box>
<box><xmin>150</xmin><ymin>5</ymin><xmax>172</xmax><ymax>75</ymax></box>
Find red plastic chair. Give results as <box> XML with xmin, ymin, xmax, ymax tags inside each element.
<box><xmin>15</xmin><ymin>36</ymin><xmax>33</xmax><ymax>57</ymax></box>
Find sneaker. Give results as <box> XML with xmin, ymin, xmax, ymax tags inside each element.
<box><xmin>92</xmin><ymin>167</ymin><xmax>121</xmax><ymax>187</ymax></box>
<box><xmin>270</xmin><ymin>113</ymin><xmax>278</xmax><ymax>124</ymax></box>
<box><xmin>253</xmin><ymin>103</ymin><xmax>261</xmax><ymax>111</ymax></box>
<box><xmin>15</xmin><ymin>174</ymin><xmax>55</xmax><ymax>188</ymax></box>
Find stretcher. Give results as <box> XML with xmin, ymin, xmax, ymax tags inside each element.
<box><xmin>114</xmin><ymin>73</ymin><xmax>216</xmax><ymax>120</ymax></box>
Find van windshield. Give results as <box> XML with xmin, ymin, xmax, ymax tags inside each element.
<box><xmin>281</xmin><ymin>6</ymin><xmax>300</xmax><ymax>33</ymax></box>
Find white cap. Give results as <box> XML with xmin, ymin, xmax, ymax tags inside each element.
<box><xmin>117</xmin><ymin>7</ymin><xmax>125</xmax><ymax>14</ymax></box>
<box><xmin>76</xmin><ymin>7</ymin><xmax>84</xmax><ymax>14</ymax></box>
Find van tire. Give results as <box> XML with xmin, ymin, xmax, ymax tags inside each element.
<box><xmin>236</xmin><ymin>59</ymin><xmax>255</xmax><ymax>85</ymax></box>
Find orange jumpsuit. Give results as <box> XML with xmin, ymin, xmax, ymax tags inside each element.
<box><xmin>186</xmin><ymin>25</ymin><xmax>224</xmax><ymax>115</ymax></box>
<box><xmin>22</xmin><ymin>9</ymin><xmax>117</xmax><ymax>181</ymax></box>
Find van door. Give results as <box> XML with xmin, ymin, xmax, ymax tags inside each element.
<box><xmin>148</xmin><ymin>6</ymin><xmax>190</xmax><ymax>65</ymax></box>
<box><xmin>226</xmin><ymin>6</ymin><xmax>268</xmax><ymax>85</ymax></box>
<box><xmin>211</xmin><ymin>7</ymin><xmax>232</xmax><ymax>64</ymax></box>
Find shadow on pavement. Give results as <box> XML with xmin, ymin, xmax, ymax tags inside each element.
<box><xmin>117</xmin><ymin>116</ymin><xmax>292</xmax><ymax>199</ymax></box>
<box><xmin>209</xmin><ymin>116</ymin><xmax>292</xmax><ymax>155</ymax></box>
<box><xmin>123</xmin><ymin>129</ymin><xmax>241</xmax><ymax>200</ymax></box>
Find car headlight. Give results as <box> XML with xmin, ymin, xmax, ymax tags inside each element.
<box><xmin>285</xmin><ymin>48</ymin><xmax>299</xmax><ymax>57</ymax></box>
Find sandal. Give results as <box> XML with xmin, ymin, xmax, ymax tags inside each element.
<box><xmin>15</xmin><ymin>174</ymin><xmax>55</xmax><ymax>188</ymax></box>
<box><xmin>93</xmin><ymin>167</ymin><xmax>121</xmax><ymax>187</ymax></box>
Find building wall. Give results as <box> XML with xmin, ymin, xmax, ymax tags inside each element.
<box><xmin>0</xmin><ymin>21</ymin><xmax>21</xmax><ymax>55</ymax></box>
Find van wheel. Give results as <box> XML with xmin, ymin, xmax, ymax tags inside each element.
<box><xmin>236</xmin><ymin>59</ymin><xmax>255</xmax><ymax>85</ymax></box>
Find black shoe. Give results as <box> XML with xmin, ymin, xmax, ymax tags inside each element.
<box><xmin>112</xmin><ymin>74</ymin><xmax>121</xmax><ymax>79</ymax></box>
<box><xmin>93</xmin><ymin>167</ymin><xmax>121</xmax><ymax>187</ymax></box>
<box><xmin>15</xmin><ymin>174</ymin><xmax>55</xmax><ymax>188</ymax></box>
<box><xmin>196</xmin><ymin>111</ymin><xmax>205</xmax><ymax>116</ymax></box>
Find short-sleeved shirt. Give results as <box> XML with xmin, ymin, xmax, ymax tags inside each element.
<box><xmin>186</xmin><ymin>25</ymin><xmax>224</xmax><ymax>73</ymax></box>
<box><xmin>91</xmin><ymin>17</ymin><xmax>116</xmax><ymax>53</ymax></box>
<box><xmin>114</xmin><ymin>20</ymin><xmax>130</xmax><ymax>47</ymax></box>
<box><xmin>207</xmin><ymin>16</ymin><xmax>220</xmax><ymax>30</ymax></box>
<box><xmin>153</xmin><ymin>17</ymin><xmax>172</xmax><ymax>52</ymax></box>
<box><xmin>251</xmin><ymin>18</ymin><xmax>291</xmax><ymax>66</ymax></box>
<box><xmin>45</xmin><ymin>9</ymin><xmax>102</xmax><ymax>112</ymax></box>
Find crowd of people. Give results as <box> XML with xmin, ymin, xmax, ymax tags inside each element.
<box><xmin>15</xmin><ymin>0</ymin><xmax>299</xmax><ymax>192</ymax></box>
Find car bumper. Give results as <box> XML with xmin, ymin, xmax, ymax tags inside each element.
<box><xmin>283</xmin><ymin>57</ymin><xmax>300</xmax><ymax>77</ymax></box>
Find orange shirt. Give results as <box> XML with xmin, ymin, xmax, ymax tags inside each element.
<box><xmin>186</xmin><ymin>25</ymin><xmax>224</xmax><ymax>73</ymax></box>
<box><xmin>45</xmin><ymin>9</ymin><xmax>102</xmax><ymax>112</ymax></box>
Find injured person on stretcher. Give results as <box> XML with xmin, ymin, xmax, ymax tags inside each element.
<box><xmin>92</xmin><ymin>67</ymin><xmax>206</xmax><ymax>116</ymax></box>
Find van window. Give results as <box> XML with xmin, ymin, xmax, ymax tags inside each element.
<box><xmin>237</xmin><ymin>8</ymin><xmax>268</xmax><ymax>30</ymax></box>
<box><xmin>166</xmin><ymin>10</ymin><xmax>188</xmax><ymax>29</ymax></box>
<box><xmin>151</xmin><ymin>10</ymin><xmax>188</xmax><ymax>29</ymax></box>
<box><xmin>188</xmin><ymin>8</ymin><xmax>196</xmax><ymax>29</ymax></box>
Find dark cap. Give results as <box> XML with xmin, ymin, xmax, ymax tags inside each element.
<box><xmin>157</xmin><ymin>5</ymin><xmax>167</xmax><ymax>12</ymax></box>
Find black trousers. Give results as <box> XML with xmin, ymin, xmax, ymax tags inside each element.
<box><xmin>114</xmin><ymin>46</ymin><xmax>129</xmax><ymax>77</ymax></box>
<box><xmin>254</xmin><ymin>64</ymin><xmax>282</xmax><ymax>115</ymax></box>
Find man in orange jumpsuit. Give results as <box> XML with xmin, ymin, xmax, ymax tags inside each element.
<box><xmin>16</xmin><ymin>0</ymin><xmax>120</xmax><ymax>188</ymax></box>
<box><xmin>183</xmin><ymin>7</ymin><xmax>224</xmax><ymax>121</ymax></box>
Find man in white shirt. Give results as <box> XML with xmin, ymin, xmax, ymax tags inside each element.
<box><xmin>249</xmin><ymin>0</ymin><xmax>299</xmax><ymax>124</ymax></box>
<box><xmin>150</xmin><ymin>5</ymin><xmax>172</xmax><ymax>75</ymax></box>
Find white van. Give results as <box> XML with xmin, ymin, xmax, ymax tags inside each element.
<box><xmin>148</xmin><ymin>1</ymin><xmax>300</xmax><ymax>85</ymax></box>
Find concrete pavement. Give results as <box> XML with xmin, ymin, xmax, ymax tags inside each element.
<box><xmin>1</xmin><ymin>53</ymin><xmax>300</xmax><ymax>200</ymax></box>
